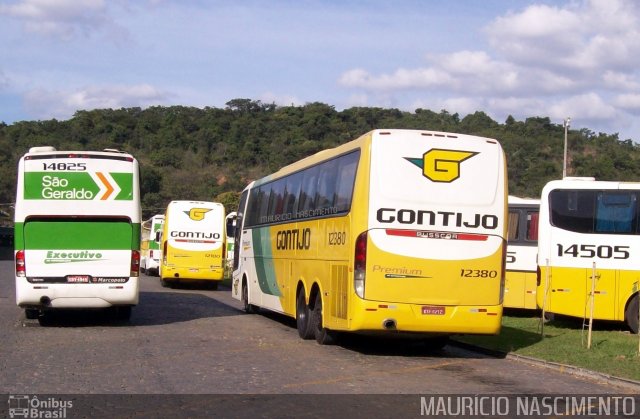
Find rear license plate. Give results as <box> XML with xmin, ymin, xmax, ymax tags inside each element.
<box><xmin>66</xmin><ymin>275</ymin><xmax>90</xmax><ymax>283</ymax></box>
<box><xmin>422</xmin><ymin>306</ymin><xmax>445</xmax><ymax>315</ymax></box>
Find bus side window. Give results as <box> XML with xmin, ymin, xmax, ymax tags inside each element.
<box><xmin>527</xmin><ymin>211</ymin><xmax>539</xmax><ymax>241</ymax></box>
<box><xmin>334</xmin><ymin>152</ymin><xmax>359</xmax><ymax>212</ymax></box>
<box><xmin>315</xmin><ymin>159</ymin><xmax>338</xmax><ymax>210</ymax></box>
<box><xmin>507</xmin><ymin>210</ymin><xmax>520</xmax><ymax>241</ymax></box>
<box><xmin>297</xmin><ymin>166</ymin><xmax>320</xmax><ymax>213</ymax></box>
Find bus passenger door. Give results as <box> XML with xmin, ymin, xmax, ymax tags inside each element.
<box><xmin>547</xmin><ymin>266</ymin><xmax>588</xmax><ymax>319</ymax></box>
<box><xmin>590</xmin><ymin>268</ymin><xmax>617</xmax><ymax>321</ymax></box>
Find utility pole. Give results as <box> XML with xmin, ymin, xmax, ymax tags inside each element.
<box><xmin>563</xmin><ymin>117</ymin><xmax>571</xmax><ymax>178</ymax></box>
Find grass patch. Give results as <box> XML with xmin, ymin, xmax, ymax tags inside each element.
<box><xmin>454</xmin><ymin>311</ymin><xmax>640</xmax><ymax>382</ymax></box>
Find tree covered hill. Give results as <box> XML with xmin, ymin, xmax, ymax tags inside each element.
<box><xmin>1</xmin><ymin>98</ymin><xmax>638</xmax><ymax>219</ymax></box>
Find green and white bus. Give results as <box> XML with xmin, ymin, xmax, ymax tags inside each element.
<box><xmin>141</xmin><ymin>214</ymin><xmax>164</xmax><ymax>276</ymax></box>
<box><xmin>14</xmin><ymin>146</ymin><xmax>142</xmax><ymax>320</ymax></box>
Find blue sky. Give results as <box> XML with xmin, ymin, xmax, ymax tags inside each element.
<box><xmin>2</xmin><ymin>0</ymin><xmax>640</xmax><ymax>141</ymax></box>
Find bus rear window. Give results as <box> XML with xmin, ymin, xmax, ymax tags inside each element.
<box><xmin>23</xmin><ymin>218</ymin><xmax>135</xmax><ymax>250</ymax></box>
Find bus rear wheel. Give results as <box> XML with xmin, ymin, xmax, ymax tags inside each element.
<box><xmin>25</xmin><ymin>308</ymin><xmax>39</xmax><ymax>319</ymax></box>
<box><xmin>625</xmin><ymin>294</ymin><xmax>639</xmax><ymax>334</ymax></box>
<box><xmin>312</xmin><ymin>293</ymin><xmax>336</xmax><ymax>345</ymax></box>
<box><xmin>114</xmin><ymin>306</ymin><xmax>132</xmax><ymax>322</ymax></box>
<box><xmin>296</xmin><ymin>289</ymin><xmax>315</xmax><ymax>340</ymax></box>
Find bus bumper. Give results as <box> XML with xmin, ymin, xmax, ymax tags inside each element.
<box><xmin>161</xmin><ymin>266</ymin><xmax>224</xmax><ymax>281</ymax></box>
<box><xmin>15</xmin><ymin>277</ymin><xmax>139</xmax><ymax>308</ymax></box>
<box><xmin>347</xmin><ymin>299</ymin><xmax>503</xmax><ymax>335</ymax></box>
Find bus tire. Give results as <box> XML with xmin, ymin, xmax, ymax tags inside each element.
<box><xmin>296</xmin><ymin>289</ymin><xmax>315</xmax><ymax>340</ymax></box>
<box><xmin>424</xmin><ymin>336</ymin><xmax>449</xmax><ymax>350</ymax></box>
<box><xmin>25</xmin><ymin>308</ymin><xmax>39</xmax><ymax>319</ymax></box>
<box><xmin>625</xmin><ymin>294</ymin><xmax>639</xmax><ymax>334</ymax></box>
<box><xmin>115</xmin><ymin>306</ymin><xmax>132</xmax><ymax>322</ymax></box>
<box><xmin>207</xmin><ymin>281</ymin><xmax>219</xmax><ymax>291</ymax></box>
<box><xmin>312</xmin><ymin>293</ymin><xmax>336</xmax><ymax>345</ymax></box>
<box><xmin>160</xmin><ymin>278</ymin><xmax>171</xmax><ymax>288</ymax></box>
<box><xmin>242</xmin><ymin>280</ymin><xmax>258</xmax><ymax>314</ymax></box>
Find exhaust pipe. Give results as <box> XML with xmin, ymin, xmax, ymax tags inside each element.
<box><xmin>382</xmin><ymin>319</ymin><xmax>397</xmax><ymax>330</ymax></box>
<box><xmin>40</xmin><ymin>296</ymin><xmax>51</xmax><ymax>306</ymax></box>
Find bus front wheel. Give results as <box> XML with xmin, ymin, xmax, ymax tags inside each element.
<box><xmin>242</xmin><ymin>281</ymin><xmax>258</xmax><ymax>314</ymax></box>
<box><xmin>296</xmin><ymin>289</ymin><xmax>315</xmax><ymax>340</ymax></box>
<box><xmin>625</xmin><ymin>294</ymin><xmax>639</xmax><ymax>334</ymax></box>
<box><xmin>312</xmin><ymin>293</ymin><xmax>336</xmax><ymax>345</ymax></box>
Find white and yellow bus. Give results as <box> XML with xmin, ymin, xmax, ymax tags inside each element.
<box><xmin>232</xmin><ymin>129</ymin><xmax>507</xmax><ymax>344</ymax></box>
<box><xmin>160</xmin><ymin>200</ymin><xmax>226</xmax><ymax>289</ymax></box>
<box><xmin>537</xmin><ymin>178</ymin><xmax>640</xmax><ymax>333</ymax></box>
<box><xmin>141</xmin><ymin>214</ymin><xmax>164</xmax><ymax>276</ymax></box>
<box><xmin>14</xmin><ymin>146</ymin><xmax>141</xmax><ymax>320</ymax></box>
<box><xmin>504</xmin><ymin>196</ymin><xmax>540</xmax><ymax>310</ymax></box>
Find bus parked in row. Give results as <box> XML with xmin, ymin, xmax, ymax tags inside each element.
<box><xmin>537</xmin><ymin>177</ymin><xmax>640</xmax><ymax>333</ymax></box>
<box><xmin>225</xmin><ymin>211</ymin><xmax>237</xmax><ymax>267</ymax></box>
<box><xmin>231</xmin><ymin>129</ymin><xmax>507</xmax><ymax>344</ymax></box>
<box><xmin>504</xmin><ymin>196</ymin><xmax>540</xmax><ymax>310</ymax></box>
<box><xmin>141</xmin><ymin>214</ymin><xmax>164</xmax><ymax>276</ymax></box>
<box><xmin>160</xmin><ymin>200</ymin><xmax>226</xmax><ymax>289</ymax></box>
<box><xmin>14</xmin><ymin>146</ymin><xmax>141</xmax><ymax>320</ymax></box>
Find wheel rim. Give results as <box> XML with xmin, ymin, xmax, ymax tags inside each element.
<box><xmin>297</xmin><ymin>292</ymin><xmax>307</xmax><ymax>327</ymax></box>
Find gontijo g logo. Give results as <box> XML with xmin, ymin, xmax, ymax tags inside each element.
<box><xmin>185</xmin><ymin>208</ymin><xmax>211</xmax><ymax>221</ymax></box>
<box><xmin>405</xmin><ymin>149</ymin><xmax>478</xmax><ymax>183</ymax></box>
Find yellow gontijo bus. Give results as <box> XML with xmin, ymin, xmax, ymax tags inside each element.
<box><xmin>537</xmin><ymin>178</ymin><xmax>640</xmax><ymax>333</ymax></box>
<box><xmin>160</xmin><ymin>200</ymin><xmax>226</xmax><ymax>289</ymax></box>
<box><xmin>231</xmin><ymin>129</ymin><xmax>507</xmax><ymax>344</ymax></box>
<box><xmin>504</xmin><ymin>196</ymin><xmax>540</xmax><ymax>310</ymax></box>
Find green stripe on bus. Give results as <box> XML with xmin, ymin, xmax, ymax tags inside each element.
<box><xmin>252</xmin><ymin>228</ymin><xmax>282</xmax><ymax>297</ymax></box>
<box><xmin>23</xmin><ymin>172</ymin><xmax>133</xmax><ymax>201</ymax></box>
<box><xmin>19</xmin><ymin>221</ymin><xmax>139</xmax><ymax>250</ymax></box>
<box><xmin>111</xmin><ymin>173</ymin><xmax>134</xmax><ymax>200</ymax></box>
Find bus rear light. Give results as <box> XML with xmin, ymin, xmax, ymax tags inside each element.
<box><xmin>354</xmin><ymin>231</ymin><xmax>367</xmax><ymax>299</ymax></box>
<box><xmin>16</xmin><ymin>250</ymin><xmax>26</xmax><ymax>277</ymax></box>
<box><xmin>131</xmin><ymin>250</ymin><xmax>140</xmax><ymax>277</ymax></box>
<box><xmin>499</xmin><ymin>240</ymin><xmax>506</xmax><ymax>304</ymax></box>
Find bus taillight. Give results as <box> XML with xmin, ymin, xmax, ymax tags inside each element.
<box><xmin>131</xmin><ymin>250</ymin><xmax>140</xmax><ymax>277</ymax></box>
<box><xmin>16</xmin><ymin>250</ymin><xmax>26</xmax><ymax>277</ymax></box>
<box><xmin>354</xmin><ymin>231</ymin><xmax>367</xmax><ymax>299</ymax></box>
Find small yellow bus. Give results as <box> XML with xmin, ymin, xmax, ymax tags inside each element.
<box><xmin>504</xmin><ymin>196</ymin><xmax>540</xmax><ymax>310</ymax></box>
<box><xmin>160</xmin><ymin>200</ymin><xmax>226</xmax><ymax>289</ymax></box>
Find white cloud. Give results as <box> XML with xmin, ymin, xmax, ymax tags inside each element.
<box><xmin>339</xmin><ymin>67</ymin><xmax>454</xmax><ymax>91</ymax></box>
<box><xmin>0</xmin><ymin>0</ymin><xmax>126</xmax><ymax>40</ymax></box>
<box><xmin>23</xmin><ymin>84</ymin><xmax>171</xmax><ymax>120</ymax></box>
<box><xmin>486</xmin><ymin>0</ymin><xmax>640</xmax><ymax>73</ymax></box>
<box><xmin>337</xmin><ymin>0</ymin><xmax>640</xmax><ymax>140</ymax></box>
<box><xmin>614</xmin><ymin>94</ymin><xmax>640</xmax><ymax>114</ymax></box>
<box><xmin>548</xmin><ymin>92</ymin><xmax>617</xmax><ymax>121</ymax></box>
<box><xmin>257</xmin><ymin>92</ymin><xmax>303</xmax><ymax>107</ymax></box>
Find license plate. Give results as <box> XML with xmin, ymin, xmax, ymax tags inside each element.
<box><xmin>422</xmin><ymin>306</ymin><xmax>445</xmax><ymax>315</ymax></box>
<box><xmin>189</xmin><ymin>268</ymin><xmax>199</xmax><ymax>273</ymax></box>
<box><xmin>66</xmin><ymin>275</ymin><xmax>90</xmax><ymax>283</ymax></box>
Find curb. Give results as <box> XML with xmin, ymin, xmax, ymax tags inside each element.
<box><xmin>449</xmin><ymin>340</ymin><xmax>640</xmax><ymax>392</ymax></box>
